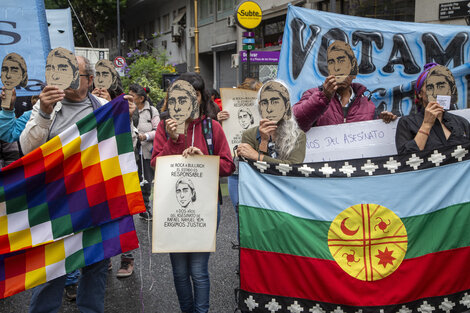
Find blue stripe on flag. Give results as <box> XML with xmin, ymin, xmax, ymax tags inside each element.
<box><xmin>239</xmin><ymin>160</ymin><xmax>470</xmax><ymax>221</ymax></box>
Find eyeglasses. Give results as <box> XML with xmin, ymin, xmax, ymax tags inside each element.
<box><xmin>79</xmin><ymin>74</ymin><xmax>90</xmax><ymax>77</ymax></box>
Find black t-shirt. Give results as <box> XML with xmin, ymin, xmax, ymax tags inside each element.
<box><xmin>395</xmin><ymin>110</ymin><xmax>470</xmax><ymax>154</ymax></box>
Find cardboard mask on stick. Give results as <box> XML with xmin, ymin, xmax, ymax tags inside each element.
<box><xmin>94</xmin><ymin>59</ymin><xmax>119</xmax><ymax>90</ymax></box>
<box><xmin>1</xmin><ymin>53</ymin><xmax>28</xmax><ymax>109</ymax></box>
<box><xmin>167</xmin><ymin>80</ymin><xmax>200</xmax><ymax>134</ymax></box>
<box><xmin>45</xmin><ymin>47</ymin><xmax>80</xmax><ymax>90</ymax></box>
<box><xmin>425</xmin><ymin>65</ymin><xmax>457</xmax><ymax>109</ymax></box>
<box><xmin>327</xmin><ymin>40</ymin><xmax>358</xmax><ymax>84</ymax></box>
<box><xmin>258</xmin><ymin>80</ymin><xmax>292</xmax><ymax>122</ymax></box>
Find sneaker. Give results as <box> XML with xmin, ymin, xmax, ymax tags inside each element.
<box><xmin>139</xmin><ymin>211</ymin><xmax>152</xmax><ymax>221</ymax></box>
<box><xmin>116</xmin><ymin>258</ymin><xmax>134</xmax><ymax>278</ymax></box>
<box><xmin>64</xmin><ymin>283</ymin><xmax>77</xmax><ymax>301</ymax></box>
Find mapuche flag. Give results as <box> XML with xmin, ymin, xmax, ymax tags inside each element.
<box><xmin>0</xmin><ymin>95</ymin><xmax>145</xmax><ymax>298</ymax></box>
<box><xmin>238</xmin><ymin>144</ymin><xmax>470</xmax><ymax>313</ymax></box>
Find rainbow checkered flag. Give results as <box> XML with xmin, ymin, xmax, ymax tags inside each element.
<box><xmin>0</xmin><ymin>95</ymin><xmax>145</xmax><ymax>298</ymax></box>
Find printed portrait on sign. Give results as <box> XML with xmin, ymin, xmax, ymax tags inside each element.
<box><xmin>175</xmin><ymin>177</ymin><xmax>196</xmax><ymax>210</ymax></box>
<box><xmin>327</xmin><ymin>40</ymin><xmax>358</xmax><ymax>84</ymax></box>
<box><xmin>167</xmin><ymin>80</ymin><xmax>200</xmax><ymax>134</ymax></box>
<box><xmin>1</xmin><ymin>53</ymin><xmax>28</xmax><ymax>89</ymax></box>
<box><xmin>94</xmin><ymin>59</ymin><xmax>119</xmax><ymax>90</ymax></box>
<box><xmin>425</xmin><ymin>65</ymin><xmax>457</xmax><ymax>109</ymax></box>
<box><xmin>238</xmin><ymin>108</ymin><xmax>254</xmax><ymax>130</ymax></box>
<box><xmin>45</xmin><ymin>47</ymin><xmax>80</xmax><ymax>90</ymax></box>
<box><xmin>258</xmin><ymin>80</ymin><xmax>292</xmax><ymax>122</ymax></box>
<box><xmin>153</xmin><ymin>155</ymin><xmax>219</xmax><ymax>253</ymax></box>
<box><xmin>220</xmin><ymin>88</ymin><xmax>260</xmax><ymax>157</ymax></box>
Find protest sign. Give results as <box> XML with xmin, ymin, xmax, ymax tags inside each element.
<box><xmin>45</xmin><ymin>47</ymin><xmax>79</xmax><ymax>90</ymax></box>
<box><xmin>152</xmin><ymin>155</ymin><xmax>220</xmax><ymax>253</ymax></box>
<box><xmin>167</xmin><ymin>80</ymin><xmax>200</xmax><ymax>134</ymax></box>
<box><xmin>304</xmin><ymin>108</ymin><xmax>470</xmax><ymax>162</ymax></box>
<box><xmin>94</xmin><ymin>59</ymin><xmax>119</xmax><ymax>90</ymax></box>
<box><xmin>0</xmin><ymin>0</ymin><xmax>50</xmax><ymax>96</ymax></box>
<box><xmin>220</xmin><ymin>88</ymin><xmax>260</xmax><ymax>156</ymax></box>
<box><xmin>278</xmin><ymin>5</ymin><xmax>470</xmax><ymax>116</ymax></box>
<box><xmin>1</xmin><ymin>53</ymin><xmax>27</xmax><ymax>109</ymax></box>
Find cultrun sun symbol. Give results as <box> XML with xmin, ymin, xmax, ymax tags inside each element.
<box><xmin>328</xmin><ymin>204</ymin><xmax>408</xmax><ymax>281</ymax></box>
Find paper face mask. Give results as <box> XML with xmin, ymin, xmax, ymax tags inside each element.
<box><xmin>425</xmin><ymin>65</ymin><xmax>457</xmax><ymax>107</ymax></box>
<box><xmin>327</xmin><ymin>40</ymin><xmax>358</xmax><ymax>84</ymax></box>
<box><xmin>45</xmin><ymin>47</ymin><xmax>80</xmax><ymax>90</ymax></box>
<box><xmin>1</xmin><ymin>53</ymin><xmax>28</xmax><ymax>89</ymax></box>
<box><xmin>258</xmin><ymin>81</ymin><xmax>291</xmax><ymax>122</ymax></box>
<box><xmin>167</xmin><ymin>80</ymin><xmax>200</xmax><ymax>134</ymax></box>
<box><xmin>94</xmin><ymin>59</ymin><xmax>119</xmax><ymax>90</ymax></box>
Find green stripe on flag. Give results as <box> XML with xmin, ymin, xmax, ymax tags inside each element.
<box><xmin>239</xmin><ymin>205</ymin><xmax>333</xmax><ymax>260</ymax></box>
<box><xmin>239</xmin><ymin>203</ymin><xmax>470</xmax><ymax>260</ymax></box>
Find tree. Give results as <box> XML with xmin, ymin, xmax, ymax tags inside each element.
<box><xmin>121</xmin><ymin>49</ymin><xmax>175</xmax><ymax>105</ymax></box>
<box><xmin>44</xmin><ymin>0</ymin><xmax>126</xmax><ymax>47</ymax></box>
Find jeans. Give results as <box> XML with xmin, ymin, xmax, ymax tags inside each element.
<box><xmin>170</xmin><ymin>252</ymin><xmax>211</xmax><ymax>313</ymax></box>
<box><xmin>137</xmin><ymin>156</ymin><xmax>154</xmax><ymax>212</ymax></box>
<box><xmin>29</xmin><ymin>259</ymin><xmax>109</xmax><ymax>313</ymax></box>
<box><xmin>227</xmin><ymin>175</ymin><xmax>239</xmax><ymax>213</ymax></box>
<box><xmin>169</xmin><ymin>205</ymin><xmax>220</xmax><ymax>313</ymax></box>
<box><xmin>64</xmin><ymin>269</ymin><xmax>80</xmax><ymax>286</ymax></box>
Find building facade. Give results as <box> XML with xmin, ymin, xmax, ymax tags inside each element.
<box><xmin>96</xmin><ymin>0</ymin><xmax>469</xmax><ymax>89</ymax></box>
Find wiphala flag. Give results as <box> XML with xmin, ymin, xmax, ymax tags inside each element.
<box><xmin>0</xmin><ymin>95</ymin><xmax>145</xmax><ymax>298</ymax></box>
<box><xmin>238</xmin><ymin>144</ymin><xmax>470</xmax><ymax>313</ymax></box>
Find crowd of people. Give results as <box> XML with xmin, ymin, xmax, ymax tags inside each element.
<box><xmin>0</xmin><ymin>38</ymin><xmax>466</xmax><ymax>312</ymax></box>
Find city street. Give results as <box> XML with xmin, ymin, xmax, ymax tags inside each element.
<box><xmin>0</xmin><ymin>182</ymin><xmax>240</xmax><ymax>313</ymax></box>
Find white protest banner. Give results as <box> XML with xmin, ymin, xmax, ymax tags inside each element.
<box><xmin>304</xmin><ymin>108</ymin><xmax>470</xmax><ymax>162</ymax></box>
<box><xmin>152</xmin><ymin>155</ymin><xmax>220</xmax><ymax>253</ymax></box>
<box><xmin>220</xmin><ymin>88</ymin><xmax>260</xmax><ymax>156</ymax></box>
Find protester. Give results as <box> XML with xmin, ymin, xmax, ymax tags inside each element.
<box><xmin>19</xmin><ymin>55</ymin><xmax>136</xmax><ymax>313</ymax></box>
<box><xmin>237</xmin><ymin>80</ymin><xmax>306</xmax><ymax>164</ymax></box>
<box><xmin>210</xmin><ymin>88</ymin><xmax>222</xmax><ymax>111</ymax></box>
<box><xmin>151</xmin><ymin>72</ymin><xmax>235</xmax><ymax>313</ymax></box>
<box><xmin>293</xmin><ymin>40</ymin><xmax>396</xmax><ymax>131</ymax></box>
<box><xmin>130</xmin><ymin>84</ymin><xmax>158</xmax><ymax>221</ymax></box>
<box><xmin>395</xmin><ymin>63</ymin><xmax>470</xmax><ymax>153</ymax></box>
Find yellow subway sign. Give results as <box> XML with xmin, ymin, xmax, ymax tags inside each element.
<box><xmin>236</xmin><ymin>1</ymin><xmax>262</xmax><ymax>29</ymax></box>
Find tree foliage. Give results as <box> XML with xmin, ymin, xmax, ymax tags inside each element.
<box><xmin>121</xmin><ymin>50</ymin><xmax>175</xmax><ymax>104</ymax></box>
<box><xmin>44</xmin><ymin>0</ymin><xmax>126</xmax><ymax>47</ymax></box>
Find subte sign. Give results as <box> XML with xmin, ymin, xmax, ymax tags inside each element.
<box><xmin>439</xmin><ymin>1</ymin><xmax>470</xmax><ymax>20</ymax></box>
<box><xmin>235</xmin><ymin>1</ymin><xmax>262</xmax><ymax>29</ymax></box>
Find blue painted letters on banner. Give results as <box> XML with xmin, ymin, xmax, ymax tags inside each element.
<box><xmin>277</xmin><ymin>6</ymin><xmax>470</xmax><ymax>116</ymax></box>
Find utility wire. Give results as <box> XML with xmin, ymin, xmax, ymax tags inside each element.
<box><xmin>67</xmin><ymin>0</ymin><xmax>99</xmax><ymax>60</ymax></box>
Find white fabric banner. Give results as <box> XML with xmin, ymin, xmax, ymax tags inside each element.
<box><xmin>304</xmin><ymin>108</ymin><xmax>470</xmax><ymax>162</ymax></box>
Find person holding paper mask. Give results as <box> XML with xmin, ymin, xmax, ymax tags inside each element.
<box><xmin>151</xmin><ymin>72</ymin><xmax>234</xmax><ymax>313</ymax></box>
<box><xmin>395</xmin><ymin>63</ymin><xmax>470</xmax><ymax>153</ymax></box>
<box><xmin>237</xmin><ymin>80</ymin><xmax>306</xmax><ymax>164</ymax></box>
<box><xmin>293</xmin><ymin>40</ymin><xmax>396</xmax><ymax>130</ymax></box>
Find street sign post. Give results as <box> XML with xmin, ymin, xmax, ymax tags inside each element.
<box><xmin>439</xmin><ymin>1</ymin><xmax>470</xmax><ymax>20</ymax></box>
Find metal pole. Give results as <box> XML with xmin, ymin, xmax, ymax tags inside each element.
<box><xmin>194</xmin><ymin>0</ymin><xmax>200</xmax><ymax>73</ymax></box>
<box><xmin>247</xmin><ymin>50</ymin><xmax>251</xmax><ymax>78</ymax></box>
<box><xmin>117</xmin><ymin>0</ymin><xmax>121</xmax><ymax>57</ymax></box>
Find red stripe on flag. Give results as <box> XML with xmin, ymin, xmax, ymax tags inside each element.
<box><xmin>240</xmin><ymin>247</ymin><xmax>470</xmax><ymax>307</ymax></box>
